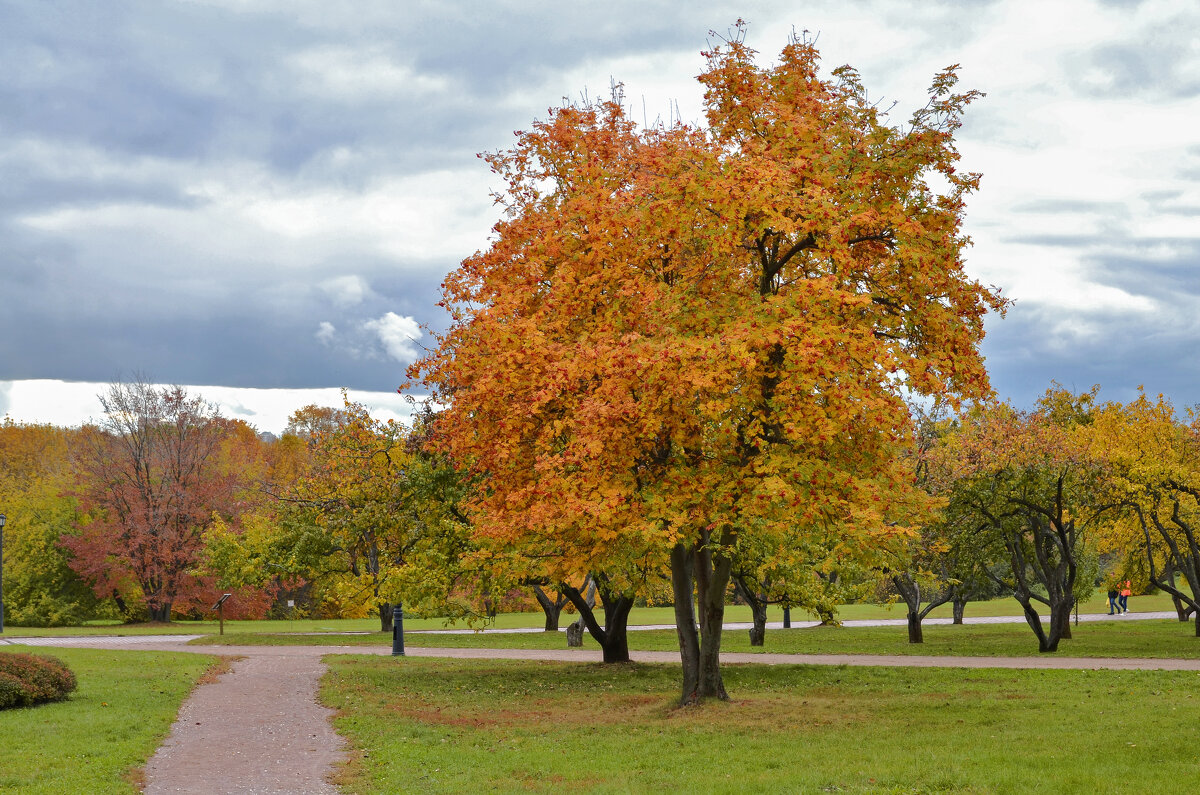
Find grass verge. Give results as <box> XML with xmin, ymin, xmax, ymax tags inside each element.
<box><xmin>321</xmin><ymin>655</ymin><xmax>1200</xmax><ymax>793</ymax></box>
<box><xmin>193</xmin><ymin>617</ymin><xmax>1200</xmax><ymax>659</ymax></box>
<box><xmin>0</xmin><ymin>646</ymin><xmax>221</xmax><ymax>794</ymax></box>
<box><xmin>1</xmin><ymin>592</ymin><xmax>1184</xmax><ymax>637</ymax></box>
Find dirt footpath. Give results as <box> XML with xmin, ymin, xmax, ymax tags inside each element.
<box><xmin>141</xmin><ymin>650</ymin><xmax>346</xmax><ymax>795</ymax></box>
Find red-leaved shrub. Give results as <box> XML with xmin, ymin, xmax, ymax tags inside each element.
<box><xmin>0</xmin><ymin>652</ymin><xmax>77</xmax><ymax>708</ymax></box>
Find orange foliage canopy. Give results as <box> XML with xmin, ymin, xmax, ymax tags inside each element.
<box><xmin>413</xmin><ymin>27</ymin><xmax>1003</xmax><ymax>702</ymax></box>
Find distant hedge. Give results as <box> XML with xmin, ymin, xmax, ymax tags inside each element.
<box><xmin>0</xmin><ymin>652</ymin><xmax>78</xmax><ymax>709</ymax></box>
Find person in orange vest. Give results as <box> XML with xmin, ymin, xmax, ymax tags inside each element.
<box><xmin>1119</xmin><ymin>581</ymin><xmax>1131</xmax><ymax>614</ymax></box>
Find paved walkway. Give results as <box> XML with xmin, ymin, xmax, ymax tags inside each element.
<box><xmin>4</xmin><ymin>611</ymin><xmax>1196</xmax><ymax>793</ymax></box>
<box><xmin>407</xmin><ymin>609</ymin><xmax>1182</xmax><ymax>634</ymax></box>
<box><xmin>141</xmin><ymin>652</ymin><xmax>344</xmax><ymax>795</ymax></box>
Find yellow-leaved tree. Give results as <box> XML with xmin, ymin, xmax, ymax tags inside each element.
<box><xmin>223</xmin><ymin>400</ymin><xmax>474</xmax><ymax>630</ymax></box>
<box><xmin>1091</xmin><ymin>390</ymin><xmax>1200</xmax><ymax>634</ymax></box>
<box><xmin>0</xmin><ymin>421</ymin><xmax>99</xmax><ymax>626</ymax></box>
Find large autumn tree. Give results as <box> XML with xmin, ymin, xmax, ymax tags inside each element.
<box><xmin>68</xmin><ymin>380</ymin><xmax>241</xmax><ymax>622</ymax></box>
<box><xmin>413</xmin><ymin>26</ymin><xmax>1002</xmax><ymax>704</ymax></box>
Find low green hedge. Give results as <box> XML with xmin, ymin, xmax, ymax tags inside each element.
<box><xmin>0</xmin><ymin>652</ymin><xmax>78</xmax><ymax>709</ymax></box>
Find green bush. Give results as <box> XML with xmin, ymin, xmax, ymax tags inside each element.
<box><xmin>5</xmin><ymin>591</ymin><xmax>87</xmax><ymax>627</ymax></box>
<box><xmin>0</xmin><ymin>652</ymin><xmax>78</xmax><ymax>709</ymax></box>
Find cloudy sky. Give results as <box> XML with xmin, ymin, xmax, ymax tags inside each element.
<box><xmin>1</xmin><ymin>0</ymin><xmax>1197</xmax><ymax>432</ymax></box>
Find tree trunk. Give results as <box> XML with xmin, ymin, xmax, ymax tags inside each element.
<box><xmin>562</xmin><ymin>579</ymin><xmax>631</xmax><ymax>663</ymax></box>
<box><xmin>732</xmin><ymin>575</ymin><xmax>767</xmax><ymax>646</ymax></box>
<box><xmin>1017</xmin><ymin>598</ymin><xmax>1052</xmax><ymax>652</ymax></box>
<box><xmin>1045</xmin><ymin>600</ymin><xmax>1073</xmax><ymax>650</ymax></box>
<box><xmin>671</xmin><ymin>543</ymin><xmax>700</xmax><ymax>706</ymax></box>
<box><xmin>1058</xmin><ymin>606</ymin><xmax>1072</xmax><ymax>640</ymax></box>
<box><xmin>565</xmin><ymin>577</ymin><xmax>596</xmax><ymax>646</ymax></box>
<box><xmin>599</xmin><ymin>593</ymin><xmax>633</xmax><ymax>662</ymax></box>
<box><xmin>952</xmin><ymin>597</ymin><xmax>966</xmax><ymax>625</ymax></box>
<box><xmin>1173</xmin><ymin>593</ymin><xmax>1189</xmax><ymax>622</ymax></box>
<box><xmin>112</xmin><ymin>590</ymin><xmax>130</xmax><ymax>620</ymax></box>
<box><xmin>697</xmin><ymin>550</ymin><xmax>732</xmax><ymax>702</ymax></box>
<box><xmin>893</xmin><ymin>575</ymin><xmax>923</xmax><ymax>644</ymax></box>
<box><xmin>532</xmin><ymin>585</ymin><xmax>567</xmax><ymax>632</ymax></box>
<box><xmin>148</xmin><ymin>602</ymin><xmax>172</xmax><ymax>623</ymax></box>
<box><xmin>378</xmin><ymin>601</ymin><xmax>393</xmax><ymax>633</ymax></box>
<box><xmin>1162</xmin><ymin>559</ymin><xmax>1190</xmax><ymax>620</ymax></box>
<box><xmin>907</xmin><ymin>610</ymin><xmax>923</xmax><ymax>644</ymax></box>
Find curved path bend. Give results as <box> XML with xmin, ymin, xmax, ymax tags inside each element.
<box><xmin>5</xmin><ymin>612</ymin><xmax>1199</xmax><ymax>793</ymax></box>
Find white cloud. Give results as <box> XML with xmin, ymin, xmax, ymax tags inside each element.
<box><xmin>0</xmin><ymin>380</ymin><xmax>106</xmax><ymax>428</ymax></box>
<box><xmin>233</xmin><ymin>169</ymin><xmax>495</xmax><ymax>263</ymax></box>
<box><xmin>15</xmin><ymin>155</ymin><xmax>495</xmax><ymax>278</ymax></box>
<box><xmin>315</xmin><ymin>321</ymin><xmax>337</xmax><ymax>345</ymax></box>
<box><xmin>320</xmin><ymin>275</ymin><xmax>373</xmax><ymax>308</ymax></box>
<box><xmin>363</xmin><ymin>312</ymin><xmax>422</xmax><ymax>363</ymax></box>
<box><xmin>287</xmin><ymin>45</ymin><xmax>452</xmax><ymax>101</ymax></box>
<box><xmin>0</xmin><ymin>379</ymin><xmax>419</xmax><ymax>434</ymax></box>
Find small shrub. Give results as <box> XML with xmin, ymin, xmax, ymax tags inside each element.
<box><xmin>0</xmin><ymin>671</ymin><xmax>28</xmax><ymax>708</ymax></box>
<box><xmin>0</xmin><ymin>653</ymin><xmax>78</xmax><ymax>709</ymax></box>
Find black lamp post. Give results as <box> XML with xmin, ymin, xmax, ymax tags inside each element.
<box><xmin>0</xmin><ymin>513</ymin><xmax>6</xmax><ymax>633</ymax></box>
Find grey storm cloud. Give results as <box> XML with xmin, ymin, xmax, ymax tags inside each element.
<box><xmin>3</xmin><ymin>0</ymin><xmax>1200</xmax><ymax>416</ymax></box>
<box><xmin>1087</xmin><ymin>241</ymin><xmax>1200</xmax><ymax>303</ymax></box>
<box><xmin>983</xmin><ymin>300</ymin><xmax>1200</xmax><ymax>408</ymax></box>
<box><xmin>0</xmin><ymin>1</ymin><xmax>517</xmax><ymax>391</ymax></box>
<box><xmin>1</xmin><ymin>1</ymin><xmax>712</xmax><ymax>176</ymax></box>
<box><xmin>980</xmin><ymin>230</ymin><xmax>1200</xmax><ymax>406</ymax></box>
<box><xmin>0</xmin><ymin>228</ymin><xmax>449</xmax><ymax>390</ymax></box>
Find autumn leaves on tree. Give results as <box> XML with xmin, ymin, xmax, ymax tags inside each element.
<box><xmin>412</xmin><ymin>27</ymin><xmax>1003</xmax><ymax>704</ymax></box>
<box><xmin>68</xmin><ymin>381</ymin><xmax>247</xmax><ymax>622</ymax></box>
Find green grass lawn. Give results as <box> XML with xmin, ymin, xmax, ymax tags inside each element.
<box><xmin>321</xmin><ymin>655</ymin><xmax>1200</xmax><ymax>793</ymax></box>
<box><xmin>0</xmin><ymin>646</ymin><xmax>221</xmax><ymax>794</ymax></box>
<box><xmin>192</xmin><ymin>615</ymin><xmax>1200</xmax><ymax>659</ymax></box>
<box><xmin>3</xmin><ymin>600</ymin><xmax>1197</xmax><ymax>794</ymax></box>
<box><xmin>1</xmin><ymin>591</ymin><xmax>1183</xmax><ymax>637</ymax></box>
